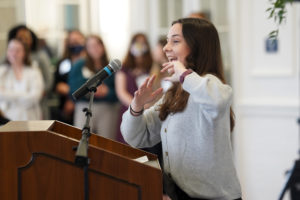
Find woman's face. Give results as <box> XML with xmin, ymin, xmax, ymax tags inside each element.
<box><xmin>130</xmin><ymin>36</ymin><xmax>148</xmax><ymax>57</ymax></box>
<box><xmin>16</xmin><ymin>29</ymin><xmax>32</xmax><ymax>49</ymax></box>
<box><xmin>67</xmin><ymin>31</ymin><xmax>86</xmax><ymax>57</ymax></box>
<box><xmin>69</xmin><ymin>31</ymin><xmax>85</xmax><ymax>46</ymax></box>
<box><xmin>163</xmin><ymin>23</ymin><xmax>190</xmax><ymax>65</ymax></box>
<box><xmin>7</xmin><ymin>40</ymin><xmax>25</xmax><ymax>65</ymax></box>
<box><xmin>86</xmin><ymin>37</ymin><xmax>104</xmax><ymax>60</ymax></box>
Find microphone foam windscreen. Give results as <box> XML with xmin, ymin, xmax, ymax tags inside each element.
<box><xmin>109</xmin><ymin>59</ymin><xmax>122</xmax><ymax>72</ymax></box>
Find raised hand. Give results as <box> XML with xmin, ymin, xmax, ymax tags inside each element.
<box><xmin>131</xmin><ymin>75</ymin><xmax>163</xmax><ymax>112</ymax></box>
<box><xmin>161</xmin><ymin>61</ymin><xmax>187</xmax><ymax>82</ymax></box>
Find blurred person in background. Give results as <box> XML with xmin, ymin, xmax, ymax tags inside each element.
<box><xmin>146</xmin><ymin>35</ymin><xmax>171</xmax><ymax>166</ymax></box>
<box><xmin>0</xmin><ymin>39</ymin><xmax>44</xmax><ymax>120</ymax></box>
<box><xmin>115</xmin><ymin>33</ymin><xmax>163</xmax><ymax>164</ymax></box>
<box><xmin>150</xmin><ymin>35</ymin><xmax>171</xmax><ymax>94</ymax></box>
<box><xmin>52</xmin><ymin>30</ymin><xmax>86</xmax><ymax>125</ymax></box>
<box><xmin>8</xmin><ymin>24</ymin><xmax>53</xmax><ymax>119</ymax></box>
<box><xmin>115</xmin><ymin>33</ymin><xmax>153</xmax><ymax>144</ymax></box>
<box><xmin>189</xmin><ymin>11</ymin><xmax>209</xmax><ymax>20</ymax></box>
<box><xmin>68</xmin><ymin>35</ymin><xmax>119</xmax><ymax>139</ymax></box>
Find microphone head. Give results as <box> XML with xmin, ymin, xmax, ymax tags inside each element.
<box><xmin>109</xmin><ymin>59</ymin><xmax>122</xmax><ymax>72</ymax></box>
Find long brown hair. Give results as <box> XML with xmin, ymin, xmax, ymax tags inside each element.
<box><xmin>122</xmin><ymin>33</ymin><xmax>153</xmax><ymax>73</ymax></box>
<box><xmin>85</xmin><ymin>35</ymin><xmax>109</xmax><ymax>72</ymax></box>
<box><xmin>159</xmin><ymin>18</ymin><xmax>235</xmax><ymax>132</ymax></box>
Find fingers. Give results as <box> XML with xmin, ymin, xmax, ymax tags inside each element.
<box><xmin>140</xmin><ymin>74</ymin><xmax>157</xmax><ymax>89</ymax></box>
<box><xmin>135</xmin><ymin>75</ymin><xmax>156</xmax><ymax>99</ymax></box>
<box><xmin>161</xmin><ymin>62</ymin><xmax>173</xmax><ymax>73</ymax></box>
<box><xmin>152</xmin><ymin>88</ymin><xmax>163</xmax><ymax>98</ymax></box>
<box><xmin>140</xmin><ymin>77</ymin><xmax>149</xmax><ymax>90</ymax></box>
<box><xmin>161</xmin><ymin>61</ymin><xmax>188</xmax><ymax>83</ymax></box>
<box><xmin>147</xmin><ymin>74</ymin><xmax>156</xmax><ymax>88</ymax></box>
<box><xmin>161</xmin><ymin>62</ymin><xmax>176</xmax><ymax>82</ymax></box>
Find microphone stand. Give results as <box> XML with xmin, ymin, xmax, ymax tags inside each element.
<box><xmin>74</xmin><ymin>82</ymin><xmax>98</xmax><ymax>200</ymax></box>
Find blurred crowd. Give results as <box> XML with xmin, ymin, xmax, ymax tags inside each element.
<box><xmin>0</xmin><ymin>24</ymin><xmax>169</xmax><ymax>144</ymax></box>
<box><xmin>0</xmin><ymin>12</ymin><xmax>207</xmax><ymax>142</ymax></box>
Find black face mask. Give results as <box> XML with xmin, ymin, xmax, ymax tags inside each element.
<box><xmin>68</xmin><ymin>45</ymin><xmax>84</xmax><ymax>55</ymax></box>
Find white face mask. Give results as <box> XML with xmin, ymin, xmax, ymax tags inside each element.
<box><xmin>130</xmin><ymin>42</ymin><xmax>148</xmax><ymax>57</ymax></box>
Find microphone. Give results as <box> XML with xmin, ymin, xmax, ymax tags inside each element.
<box><xmin>72</xmin><ymin>59</ymin><xmax>121</xmax><ymax>100</ymax></box>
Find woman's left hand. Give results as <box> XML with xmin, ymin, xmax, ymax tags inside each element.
<box><xmin>161</xmin><ymin>61</ymin><xmax>187</xmax><ymax>82</ymax></box>
<box><xmin>131</xmin><ymin>75</ymin><xmax>163</xmax><ymax>112</ymax></box>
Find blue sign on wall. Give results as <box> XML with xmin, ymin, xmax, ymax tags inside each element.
<box><xmin>265</xmin><ymin>38</ymin><xmax>278</xmax><ymax>53</ymax></box>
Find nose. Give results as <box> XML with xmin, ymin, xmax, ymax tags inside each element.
<box><xmin>163</xmin><ymin>42</ymin><xmax>170</xmax><ymax>53</ymax></box>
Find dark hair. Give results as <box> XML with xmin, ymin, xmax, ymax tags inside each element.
<box><xmin>4</xmin><ymin>38</ymin><xmax>31</xmax><ymax>66</ymax></box>
<box><xmin>122</xmin><ymin>33</ymin><xmax>153</xmax><ymax>73</ymax></box>
<box><xmin>8</xmin><ymin>24</ymin><xmax>38</xmax><ymax>52</ymax></box>
<box><xmin>85</xmin><ymin>35</ymin><xmax>109</xmax><ymax>72</ymax></box>
<box><xmin>159</xmin><ymin>18</ymin><xmax>235</xmax><ymax>131</ymax></box>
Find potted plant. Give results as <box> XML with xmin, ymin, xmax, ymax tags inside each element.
<box><xmin>266</xmin><ymin>0</ymin><xmax>299</xmax><ymax>39</ymax></box>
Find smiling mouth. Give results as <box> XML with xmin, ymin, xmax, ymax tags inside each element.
<box><xmin>168</xmin><ymin>57</ymin><xmax>178</xmax><ymax>62</ymax></box>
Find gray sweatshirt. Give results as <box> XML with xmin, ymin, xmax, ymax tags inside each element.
<box><xmin>121</xmin><ymin>73</ymin><xmax>242</xmax><ymax>200</ymax></box>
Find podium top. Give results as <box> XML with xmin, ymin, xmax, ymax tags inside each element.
<box><xmin>0</xmin><ymin>120</ymin><xmax>161</xmax><ymax>169</ymax></box>
<box><xmin>0</xmin><ymin>120</ymin><xmax>55</xmax><ymax>132</ymax></box>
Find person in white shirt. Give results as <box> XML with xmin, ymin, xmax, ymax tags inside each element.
<box><xmin>121</xmin><ymin>18</ymin><xmax>242</xmax><ymax>200</ymax></box>
<box><xmin>0</xmin><ymin>39</ymin><xmax>44</xmax><ymax>120</ymax></box>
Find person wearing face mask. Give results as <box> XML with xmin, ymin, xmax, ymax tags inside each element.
<box><xmin>120</xmin><ymin>18</ymin><xmax>242</xmax><ymax>200</ymax></box>
<box><xmin>52</xmin><ymin>30</ymin><xmax>86</xmax><ymax>125</ymax></box>
<box><xmin>115</xmin><ymin>33</ymin><xmax>153</xmax><ymax>144</ymax></box>
<box><xmin>68</xmin><ymin>35</ymin><xmax>119</xmax><ymax>139</ymax></box>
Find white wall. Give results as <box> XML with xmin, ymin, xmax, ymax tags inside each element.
<box><xmin>230</xmin><ymin>0</ymin><xmax>300</xmax><ymax>199</ymax></box>
<box><xmin>97</xmin><ymin>0</ymin><xmax>130</xmax><ymax>60</ymax></box>
<box><xmin>98</xmin><ymin>0</ymin><xmax>150</xmax><ymax>61</ymax></box>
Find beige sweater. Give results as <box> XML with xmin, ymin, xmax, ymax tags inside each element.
<box><xmin>121</xmin><ymin>73</ymin><xmax>241</xmax><ymax>200</ymax></box>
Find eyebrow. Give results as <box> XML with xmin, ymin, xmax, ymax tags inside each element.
<box><xmin>171</xmin><ymin>34</ymin><xmax>181</xmax><ymax>38</ymax></box>
<box><xmin>167</xmin><ymin>34</ymin><xmax>182</xmax><ymax>40</ymax></box>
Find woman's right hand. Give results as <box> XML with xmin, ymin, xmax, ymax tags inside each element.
<box><xmin>130</xmin><ymin>75</ymin><xmax>163</xmax><ymax>112</ymax></box>
<box><xmin>56</xmin><ymin>82</ymin><xmax>70</xmax><ymax>95</ymax></box>
<box><xmin>95</xmin><ymin>84</ymin><xmax>109</xmax><ymax>97</ymax></box>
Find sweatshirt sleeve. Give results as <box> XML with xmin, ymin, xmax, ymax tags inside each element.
<box><xmin>120</xmin><ymin>99</ymin><xmax>162</xmax><ymax>148</ymax></box>
<box><xmin>182</xmin><ymin>73</ymin><xmax>232</xmax><ymax>117</ymax></box>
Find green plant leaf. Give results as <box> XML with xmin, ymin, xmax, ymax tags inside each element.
<box><xmin>266</xmin><ymin>0</ymin><xmax>294</xmax><ymax>39</ymax></box>
<box><xmin>266</xmin><ymin>7</ymin><xmax>272</xmax><ymax>12</ymax></box>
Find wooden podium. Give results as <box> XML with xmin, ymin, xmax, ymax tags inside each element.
<box><xmin>0</xmin><ymin>120</ymin><xmax>162</xmax><ymax>200</ymax></box>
